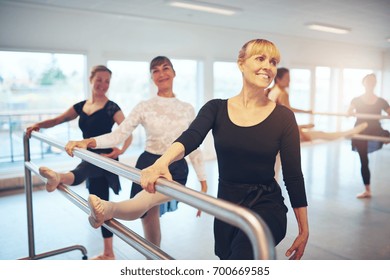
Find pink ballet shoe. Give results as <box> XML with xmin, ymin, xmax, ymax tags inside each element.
<box><xmin>87</xmin><ymin>194</ymin><xmax>112</xmax><ymax>229</ymax></box>
<box><xmin>39</xmin><ymin>166</ymin><xmax>60</xmax><ymax>192</ymax></box>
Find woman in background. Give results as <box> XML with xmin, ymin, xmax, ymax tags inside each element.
<box><xmin>348</xmin><ymin>73</ymin><xmax>390</xmax><ymax>198</ymax></box>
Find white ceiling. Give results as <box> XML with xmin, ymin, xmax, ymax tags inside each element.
<box><xmin>6</xmin><ymin>0</ymin><xmax>390</xmax><ymax>50</ymax></box>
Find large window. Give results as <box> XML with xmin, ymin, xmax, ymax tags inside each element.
<box><xmin>313</xmin><ymin>67</ymin><xmax>337</xmax><ymax>131</ymax></box>
<box><xmin>213</xmin><ymin>61</ymin><xmax>242</xmax><ymax>99</ymax></box>
<box><xmin>171</xmin><ymin>59</ymin><xmax>202</xmax><ymax>110</ymax></box>
<box><xmin>289</xmin><ymin>68</ymin><xmax>312</xmax><ymax>126</ymax></box>
<box><xmin>106</xmin><ymin>61</ymin><xmax>150</xmax><ymax>117</ymax></box>
<box><xmin>0</xmin><ymin>51</ymin><xmax>86</xmax><ymax>163</ymax></box>
<box><xmin>0</xmin><ymin>51</ymin><xmax>86</xmax><ymax>112</ymax></box>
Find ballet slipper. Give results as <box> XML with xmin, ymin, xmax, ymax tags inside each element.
<box><xmin>39</xmin><ymin>166</ymin><xmax>60</xmax><ymax>192</ymax></box>
<box><xmin>89</xmin><ymin>254</ymin><xmax>115</xmax><ymax>260</ymax></box>
<box><xmin>356</xmin><ymin>191</ymin><xmax>371</xmax><ymax>199</ymax></box>
<box><xmin>87</xmin><ymin>194</ymin><xmax>113</xmax><ymax>229</ymax></box>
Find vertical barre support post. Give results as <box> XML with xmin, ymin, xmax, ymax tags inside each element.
<box><xmin>23</xmin><ymin>132</ymin><xmax>36</xmax><ymax>258</ymax></box>
<box><xmin>22</xmin><ymin>132</ymin><xmax>88</xmax><ymax>260</ymax></box>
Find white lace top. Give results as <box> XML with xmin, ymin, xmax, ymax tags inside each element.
<box><xmin>94</xmin><ymin>95</ymin><xmax>206</xmax><ymax>181</ymax></box>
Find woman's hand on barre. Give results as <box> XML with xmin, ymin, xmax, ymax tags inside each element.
<box><xmin>65</xmin><ymin>138</ymin><xmax>96</xmax><ymax>157</ymax></box>
<box><xmin>140</xmin><ymin>163</ymin><xmax>172</xmax><ymax>194</ymax></box>
<box><xmin>25</xmin><ymin>124</ymin><xmax>40</xmax><ymax>138</ymax></box>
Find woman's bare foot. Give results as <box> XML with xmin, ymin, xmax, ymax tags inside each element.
<box><xmin>39</xmin><ymin>167</ymin><xmax>60</xmax><ymax>192</ymax></box>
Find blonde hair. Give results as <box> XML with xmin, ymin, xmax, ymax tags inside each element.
<box><xmin>237</xmin><ymin>39</ymin><xmax>281</xmax><ymax>64</ymax></box>
<box><xmin>89</xmin><ymin>65</ymin><xmax>112</xmax><ymax>81</ymax></box>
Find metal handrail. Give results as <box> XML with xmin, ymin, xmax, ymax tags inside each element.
<box><xmin>312</xmin><ymin>111</ymin><xmax>390</xmax><ymax>120</ymax></box>
<box><xmin>24</xmin><ymin>161</ymin><xmax>174</xmax><ymax>260</ymax></box>
<box><xmin>23</xmin><ymin>133</ymin><xmax>173</xmax><ymax>260</ymax></box>
<box><xmin>28</xmin><ymin>131</ymin><xmax>276</xmax><ymax>259</ymax></box>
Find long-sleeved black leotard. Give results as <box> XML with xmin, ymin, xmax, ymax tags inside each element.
<box><xmin>175</xmin><ymin>99</ymin><xmax>307</xmax><ymax>259</ymax></box>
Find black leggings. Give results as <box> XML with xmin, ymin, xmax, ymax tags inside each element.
<box><xmin>352</xmin><ymin>128</ymin><xmax>389</xmax><ymax>185</ymax></box>
<box><xmin>355</xmin><ymin>143</ymin><xmax>370</xmax><ymax>185</ymax></box>
<box><xmin>71</xmin><ymin>160</ymin><xmax>120</xmax><ymax>239</ymax></box>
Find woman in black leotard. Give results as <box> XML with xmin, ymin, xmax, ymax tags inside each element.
<box><xmin>347</xmin><ymin>73</ymin><xmax>390</xmax><ymax>199</ymax></box>
<box><xmin>68</xmin><ymin>39</ymin><xmax>309</xmax><ymax>260</ymax></box>
<box><xmin>26</xmin><ymin>65</ymin><xmax>132</xmax><ymax>260</ymax></box>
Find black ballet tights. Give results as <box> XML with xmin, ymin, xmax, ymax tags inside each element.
<box><xmin>357</xmin><ymin>144</ymin><xmax>370</xmax><ymax>185</ymax></box>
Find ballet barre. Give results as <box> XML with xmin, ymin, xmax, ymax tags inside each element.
<box><xmin>351</xmin><ymin>134</ymin><xmax>390</xmax><ymax>142</ymax></box>
<box><xmin>25</xmin><ymin>131</ymin><xmax>276</xmax><ymax>260</ymax></box>
<box><xmin>24</xmin><ymin>161</ymin><xmax>173</xmax><ymax>260</ymax></box>
<box><xmin>312</xmin><ymin>111</ymin><xmax>390</xmax><ymax>120</ymax></box>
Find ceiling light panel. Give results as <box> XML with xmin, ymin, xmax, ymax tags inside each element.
<box><xmin>166</xmin><ymin>0</ymin><xmax>241</xmax><ymax>16</ymax></box>
<box><xmin>306</xmin><ymin>23</ymin><xmax>351</xmax><ymax>34</ymax></box>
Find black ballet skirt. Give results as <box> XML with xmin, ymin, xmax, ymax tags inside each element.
<box><xmin>352</xmin><ymin>125</ymin><xmax>389</xmax><ymax>153</ymax></box>
<box><xmin>350</xmin><ymin>96</ymin><xmax>390</xmax><ymax>153</ymax></box>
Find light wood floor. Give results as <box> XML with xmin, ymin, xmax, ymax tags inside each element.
<box><xmin>0</xmin><ymin>140</ymin><xmax>389</xmax><ymax>260</ymax></box>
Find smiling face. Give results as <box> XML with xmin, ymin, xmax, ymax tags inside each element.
<box><xmin>150</xmin><ymin>56</ymin><xmax>176</xmax><ymax>92</ymax></box>
<box><xmin>151</xmin><ymin>63</ymin><xmax>175</xmax><ymax>91</ymax></box>
<box><xmin>237</xmin><ymin>39</ymin><xmax>280</xmax><ymax>91</ymax></box>
<box><xmin>90</xmin><ymin>70</ymin><xmax>111</xmax><ymax>97</ymax></box>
